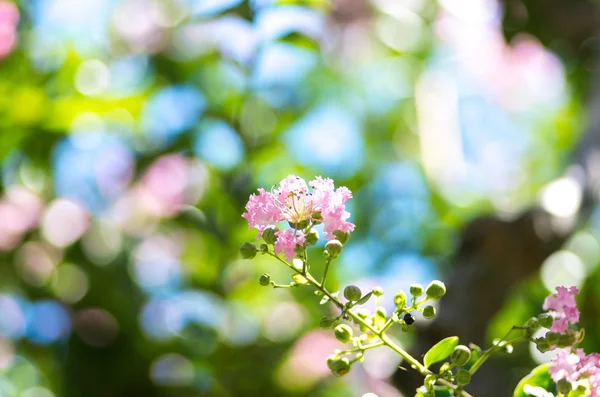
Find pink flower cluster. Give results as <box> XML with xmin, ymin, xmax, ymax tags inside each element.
<box><xmin>242</xmin><ymin>176</ymin><xmax>354</xmax><ymax>260</ymax></box>
<box><xmin>543</xmin><ymin>286</ymin><xmax>580</xmax><ymax>333</ymax></box>
<box><xmin>550</xmin><ymin>349</ymin><xmax>600</xmax><ymax>395</ymax></box>
<box><xmin>0</xmin><ymin>2</ymin><xmax>18</xmax><ymax>58</ymax></box>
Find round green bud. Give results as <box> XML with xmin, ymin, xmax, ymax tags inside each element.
<box><xmin>425</xmin><ymin>280</ymin><xmax>446</xmax><ymax>300</ymax></box>
<box><xmin>288</xmin><ymin>220</ymin><xmax>309</xmax><ymax>230</ymax></box>
<box><xmin>557</xmin><ymin>333</ymin><xmax>577</xmax><ymax>348</ymax></box>
<box><xmin>557</xmin><ymin>379</ymin><xmax>572</xmax><ymax>395</ymax></box>
<box><xmin>410</xmin><ymin>284</ymin><xmax>424</xmax><ymax>297</ymax></box>
<box><xmin>259</xmin><ymin>274</ymin><xmax>271</xmax><ymax>286</ymax></box>
<box><xmin>538</xmin><ymin>313</ymin><xmax>553</xmax><ymax>329</ymax></box>
<box><xmin>305</xmin><ymin>229</ymin><xmax>319</xmax><ymax>246</ymax></box>
<box><xmin>320</xmin><ymin>316</ymin><xmax>334</xmax><ymax>329</ymax></box>
<box><xmin>330</xmin><ymin>357</ymin><xmax>351</xmax><ymax>377</ymax></box>
<box><xmin>260</xmin><ymin>243</ymin><xmax>269</xmax><ymax>253</ymax></box>
<box><xmin>534</xmin><ymin>338</ymin><xmax>551</xmax><ymax>353</ymax></box>
<box><xmin>451</xmin><ymin>345</ymin><xmax>472</xmax><ymax>367</ymax></box>
<box><xmin>373</xmin><ymin>287</ymin><xmax>384</xmax><ymax>297</ymax></box>
<box><xmin>326</xmin><ymin>354</ymin><xmax>338</xmax><ymax>369</ymax></box>
<box><xmin>545</xmin><ymin>332</ymin><xmax>560</xmax><ymax>345</ymax></box>
<box><xmin>325</xmin><ymin>240</ymin><xmax>343</xmax><ymax>258</ymax></box>
<box><xmin>344</xmin><ymin>285</ymin><xmax>362</xmax><ymax>301</ymax></box>
<box><xmin>311</xmin><ymin>211</ymin><xmax>323</xmax><ymax>222</ymax></box>
<box><xmin>240</xmin><ymin>242</ymin><xmax>258</xmax><ymax>259</ymax></box>
<box><xmin>422</xmin><ymin>305</ymin><xmax>436</xmax><ymax>319</ymax></box>
<box><xmin>332</xmin><ymin>230</ymin><xmax>350</xmax><ymax>245</ymax></box>
<box><xmin>262</xmin><ymin>227</ymin><xmax>278</xmax><ymax>245</ymax></box>
<box><xmin>524</xmin><ymin>317</ymin><xmax>539</xmax><ymax>336</ymax></box>
<box><xmin>394</xmin><ymin>291</ymin><xmax>407</xmax><ymax>308</ymax></box>
<box><xmin>375</xmin><ymin>307</ymin><xmax>387</xmax><ymax>320</ymax></box>
<box><xmin>456</xmin><ymin>369</ymin><xmax>471</xmax><ymax>385</ymax></box>
<box><xmin>335</xmin><ymin>324</ymin><xmax>353</xmax><ymax>343</ymax></box>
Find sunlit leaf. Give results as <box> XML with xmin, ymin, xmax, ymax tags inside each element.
<box><xmin>423</xmin><ymin>336</ymin><xmax>459</xmax><ymax>369</ymax></box>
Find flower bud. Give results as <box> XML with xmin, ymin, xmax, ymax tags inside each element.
<box><xmin>325</xmin><ymin>240</ymin><xmax>343</xmax><ymax>258</ymax></box>
<box><xmin>524</xmin><ymin>317</ymin><xmax>539</xmax><ymax>336</ymax></box>
<box><xmin>335</xmin><ymin>324</ymin><xmax>353</xmax><ymax>343</ymax></box>
<box><xmin>410</xmin><ymin>284</ymin><xmax>424</xmax><ymax>297</ymax></box>
<box><xmin>534</xmin><ymin>338</ymin><xmax>551</xmax><ymax>353</ymax></box>
<box><xmin>311</xmin><ymin>211</ymin><xmax>323</xmax><ymax>222</ymax></box>
<box><xmin>394</xmin><ymin>291</ymin><xmax>407</xmax><ymax>308</ymax></box>
<box><xmin>326</xmin><ymin>354</ymin><xmax>338</xmax><ymax>369</ymax></box>
<box><xmin>344</xmin><ymin>285</ymin><xmax>362</xmax><ymax>301</ymax></box>
<box><xmin>330</xmin><ymin>358</ymin><xmax>351</xmax><ymax>377</ymax></box>
<box><xmin>423</xmin><ymin>305</ymin><xmax>436</xmax><ymax>319</ymax></box>
<box><xmin>320</xmin><ymin>316</ymin><xmax>334</xmax><ymax>329</ymax></box>
<box><xmin>538</xmin><ymin>313</ymin><xmax>553</xmax><ymax>329</ymax></box>
<box><xmin>260</xmin><ymin>243</ymin><xmax>269</xmax><ymax>253</ymax></box>
<box><xmin>545</xmin><ymin>332</ymin><xmax>560</xmax><ymax>345</ymax></box>
<box><xmin>556</xmin><ymin>379</ymin><xmax>572</xmax><ymax>395</ymax></box>
<box><xmin>289</xmin><ymin>220</ymin><xmax>309</xmax><ymax>230</ymax></box>
<box><xmin>456</xmin><ymin>369</ymin><xmax>471</xmax><ymax>385</ymax></box>
<box><xmin>373</xmin><ymin>287</ymin><xmax>384</xmax><ymax>297</ymax></box>
<box><xmin>262</xmin><ymin>227</ymin><xmax>278</xmax><ymax>244</ymax></box>
<box><xmin>333</xmin><ymin>230</ymin><xmax>350</xmax><ymax>245</ymax></box>
<box><xmin>425</xmin><ymin>280</ymin><xmax>446</xmax><ymax>300</ymax></box>
<box><xmin>240</xmin><ymin>242</ymin><xmax>258</xmax><ymax>259</ymax></box>
<box><xmin>259</xmin><ymin>274</ymin><xmax>271</xmax><ymax>286</ymax></box>
<box><xmin>557</xmin><ymin>333</ymin><xmax>577</xmax><ymax>348</ymax></box>
<box><xmin>375</xmin><ymin>307</ymin><xmax>387</xmax><ymax>320</ymax></box>
<box><xmin>305</xmin><ymin>229</ymin><xmax>319</xmax><ymax>246</ymax></box>
<box><xmin>451</xmin><ymin>345</ymin><xmax>471</xmax><ymax>367</ymax></box>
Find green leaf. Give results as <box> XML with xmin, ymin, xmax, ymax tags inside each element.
<box><xmin>423</xmin><ymin>336</ymin><xmax>459</xmax><ymax>369</ymax></box>
<box><xmin>513</xmin><ymin>363</ymin><xmax>556</xmax><ymax>397</ymax></box>
<box><xmin>355</xmin><ymin>291</ymin><xmax>373</xmax><ymax>305</ymax></box>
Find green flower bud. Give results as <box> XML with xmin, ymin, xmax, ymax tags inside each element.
<box><xmin>557</xmin><ymin>333</ymin><xmax>577</xmax><ymax>348</ymax></box>
<box><xmin>534</xmin><ymin>338</ymin><xmax>551</xmax><ymax>353</ymax></box>
<box><xmin>289</xmin><ymin>220</ymin><xmax>309</xmax><ymax>230</ymax></box>
<box><xmin>422</xmin><ymin>305</ymin><xmax>436</xmax><ymax>319</ymax></box>
<box><xmin>240</xmin><ymin>242</ymin><xmax>258</xmax><ymax>259</ymax></box>
<box><xmin>545</xmin><ymin>332</ymin><xmax>560</xmax><ymax>345</ymax></box>
<box><xmin>425</xmin><ymin>280</ymin><xmax>446</xmax><ymax>300</ymax></box>
<box><xmin>325</xmin><ymin>240</ymin><xmax>343</xmax><ymax>258</ymax></box>
<box><xmin>311</xmin><ymin>211</ymin><xmax>323</xmax><ymax>222</ymax></box>
<box><xmin>320</xmin><ymin>316</ymin><xmax>334</xmax><ymax>329</ymax></box>
<box><xmin>394</xmin><ymin>291</ymin><xmax>407</xmax><ymax>308</ymax></box>
<box><xmin>259</xmin><ymin>274</ymin><xmax>271</xmax><ymax>286</ymax></box>
<box><xmin>330</xmin><ymin>357</ymin><xmax>351</xmax><ymax>377</ymax></box>
<box><xmin>456</xmin><ymin>369</ymin><xmax>471</xmax><ymax>385</ymax></box>
<box><xmin>538</xmin><ymin>313</ymin><xmax>553</xmax><ymax>329</ymax></box>
<box><xmin>262</xmin><ymin>227</ymin><xmax>278</xmax><ymax>244</ymax></box>
<box><xmin>373</xmin><ymin>287</ymin><xmax>384</xmax><ymax>297</ymax></box>
<box><xmin>326</xmin><ymin>354</ymin><xmax>339</xmax><ymax>369</ymax></box>
<box><xmin>335</xmin><ymin>324</ymin><xmax>353</xmax><ymax>343</ymax></box>
<box><xmin>556</xmin><ymin>379</ymin><xmax>572</xmax><ymax>395</ymax></box>
<box><xmin>305</xmin><ymin>229</ymin><xmax>319</xmax><ymax>246</ymax></box>
<box><xmin>424</xmin><ymin>374</ymin><xmax>436</xmax><ymax>390</ymax></box>
<box><xmin>344</xmin><ymin>285</ymin><xmax>362</xmax><ymax>301</ymax></box>
<box><xmin>451</xmin><ymin>345</ymin><xmax>472</xmax><ymax>367</ymax></box>
<box><xmin>260</xmin><ymin>243</ymin><xmax>269</xmax><ymax>253</ymax></box>
<box><xmin>375</xmin><ymin>307</ymin><xmax>387</xmax><ymax>320</ymax></box>
<box><xmin>524</xmin><ymin>317</ymin><xmax>539</xmax><ymax>336</ymax></box>
<box><xmin>410</xmin><ymin>284</ymin><xmax>424</xmax><ymax>297</ymax></box>
<box><xmin>333</xmin><ymin>230</ymin><xmax>350</xmax><ymax>245</ymax></box>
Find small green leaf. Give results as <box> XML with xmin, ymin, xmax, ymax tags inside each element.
<box><xmin>292</xmin><ymin>274</ymin><xmax>309</xmax><ymax>285</ymax></box>
<box><xmin>513</xmin><ymin>363</ymin><xmax>556</xmax><ymax>397</ymax></box>
<box><xmin>423</xmin><ymin>336</ymin><xmax>459</xmax><ymax>369</ymax></box>
<box><xmin>355</xmin><ymin>291</ymin><xmax>373</xmax><ymax>305</ymax></box>
<box><xmin>320</xmin><ymin>295</ymin><xmax>330</xmax><ymax>305</ymax></box>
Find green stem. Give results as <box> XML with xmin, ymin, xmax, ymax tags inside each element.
<box><xmin>341</xmin><ymin>341</ymin><xmax>385</xmax><ymax>354</ymax></box>
<box><xmin>469</xmin><ymin>326</ymin><xmax>527</xmax><ymax>375</ymax></box>
<box><xmin>322</xmin><ymin>257</ymin><xmax>333</xmax><ymax>287</ymax></box>
<box><xmin>266</xmin><ymin>251</ymin><xmax>472</xmax><ymax>397</ymax></box>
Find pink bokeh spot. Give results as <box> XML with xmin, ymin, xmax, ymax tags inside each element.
<box><xmin>0</xmin><ymin>1</ymin><xmax>18</xmax><ymax>58</ymax></box>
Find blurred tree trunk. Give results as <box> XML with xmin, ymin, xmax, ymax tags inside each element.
<box><xmin>394</xmin><ymin>0</ymin><xmax>600</xmax><ymax>395</ymax></box>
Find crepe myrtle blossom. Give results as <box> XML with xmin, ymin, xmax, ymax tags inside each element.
<box><xmin>543</xmin><ymin>286</ymin><xmax>580</xmax><ymax>334</ymax></box>
<box><xmin>0</xmin><ymin>1</ymin><xmax>19</xmax><ymax>58</ymax></box>
<box><xmin>549</xmin><ymin>348</ymin><xmax>600</xmax><ymax>396</ymax></box>
<box><xmin>242</xmin><ymin>176</ymin><xmax>354</xmax><ymax>260</ymax></box>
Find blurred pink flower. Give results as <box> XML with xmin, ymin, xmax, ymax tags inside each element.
<box><xmin>550</xmin><ymin>348</ymin><xmax>600</xmax><ymax>396</ymax></box>
<box><xmin>0</xmin><ymin>1</ymin><xmax>18</xmax><ymax>58</ymax></box>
